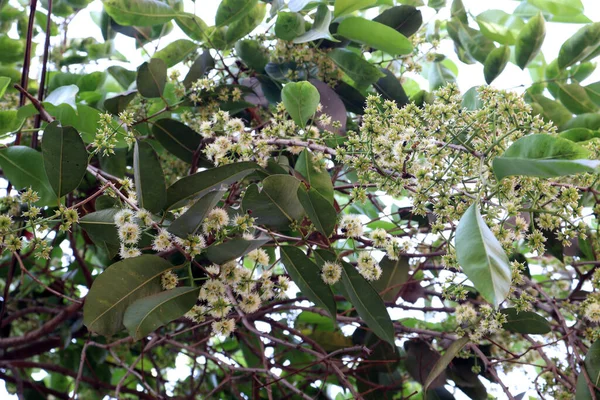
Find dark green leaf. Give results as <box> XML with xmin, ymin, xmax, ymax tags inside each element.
<box><xmin>167</xmin><ymin>162</ymin><xmax>259</xmax><ymax>209</ymax></box>
<box><xmin>136</xmin><ymin>58</ymin><xmax>167</xmax><ymax>99</ymax></box>
<box><xmin>236</xmin><ymin>40</ymin><xmax>268</xmax><ymax>71</ymax></box>
<box><xmin>215</xmin><ymin>0</ymin><xmax>258</xmax><ymax>27</ymax></box>
<box><xmin>79</xmin><ymin>208</ymin><xmax>120</xmax><ymax>257</ymax></box>
<box><xmin>124</xmin><ymin>286</ymin><xmax>199</xmax><ymax>340</ymax></box>
<box><xmin>501</xmin><ymin>308</ymin><xmax>551</xmax><ymax>334</ymax></box>
<box><xmin>0</xmin><ymin>146</ymin><xmax>56</xmax><ymax>206</ymax></box>
<box><xmin>340</xmin><ymin>261</ymin><xmax>395</xmax><ymax>345</ymax></box>
<box><xmin>297</xmin><ymin>186</ymin><xmax>336</xmax><ymax>237</ymax></box>
<box><xmin>103</xmin><ymin>0</ymin><xmax>177</xmax><ymax>26</ymax></box>
<box><xmin>295</xmin><ymin>149</ymin><xmax>334</xmax><ymax>203</ymax></box>
<box><xmin>328</xmin><ymin>49</ymin><xmax>386</xmax><ymax>90</ymax></box>
<box><xmin>576</xmin><ymin>340</ymin><xmax>600</xmax><ymax>399</ymax></box>
<box><xmin>559</xmin><ymin>128</ymin><xmax>600</xmax><ymax>142</ymax></box>
<box><xmin>280</xmin><ymin>246</ymin><xmax>337</xmax><ymax>318</ymax></box>
<box><xmin>338</xmin><ymin>17</ymin><xmax>413</xmax><ymax>55</ymax></box>
<box><xmin>455</xmin><ymin>204</ymin><xmax>511</xmax><ymax>307</ymax></box>
<box><xmin>206</xmin><ymin>235</ymin><xmax>270</xmax><ymax>264</ymax></box>
<box><xmin>41</xmin><ymin>121</ymin><xmax>88</xmax><ymax>198</ymax></box>
<box><xmin>242</xmin><ymin>175</ymin><xmax>305</xmax><ymax>229</ymax></box>
<box><xmin>483</xmin><ymin>45</ymin><xmax>510</xmax><ymax>84</ymax></box>
<box><xmin>558</xmin><ymin>82</ymin><xmax>598</xmax><ymax>114</ymax></box>
<box><xmin>153</xmin><ymin>39</ymin><xmax>197</xmax><ymax>68</ymax></box>
<box><xmin>282</xmin><ymin>81</ymin><xmax>320</xmax><ymax>128</ymax></box>
<box><xmin>225</xmin><ymin>3</ymin><xmax>266</xmax><ymax>44</ymax></box>
<box><xmin>134</xmin><ymin>140</ymin><xmax>167</xmax><ymax>213</ymax></box>
<box><xmin>168</xmin><ymin>190</ymin><xmax>224</xmax><ymax>238</ymax></box>
<box><xmin>275</xmin><ymin>12</ymin><xmax>305</xmax><ymax>41</ymax></box>
<box><xmin>108</xmin><ymin>66</ymin><xmax>136</xmax><ymax>90</ymax></box>
<box><xmin>183</xmin><ymin>50</ymin><xmax>214</xmax><ymax>89</ymax></box>
<box><xmin>492</xmin><ymin>134</ymin><xmax>600</xmax><ymax>180</ymax></box>
<box><xmin>558</xmin><ymin>22</ymin><xmax>600</xmax><ymax>69</ymax></box>
<box><xmin>104</xmin><ymin>90</ymin><xmax>137</xmax><ymax>115</ymax></box>
<box><xmin>374</xmin><ymin>68</ymin><xmax>409</xmax><ymax>105</ymax></box>
<box><xmin>83</xmin><ymin>255</ymin><xmax>175</xmax><ymax>336</ymax></box>
<box><xmin>151</xmin><ymin>118</ymin><xmax>201</xmax><ymax>163</ymax></box>
<box><xmin>175</xmin><ymin>12</ymin><xmax>208</xmax><ymax>42</ymax></box>
<box><xmin>404</xmin><ymin>339</ymin><xmax>446</xmax><ymax>387</ymax></box>
<box><xmin>529</xmin><ymin>94</ymin><xmax>573</xmax><ymax>127</ymax></box>
<box><xmin>515</xmin><ymin>12</ymin><xmax>546</xmax><ymax>69</ymax></box>
<box><xmin>0</xmin><ymin>35</ymin><xmax>24</xmax><ymax>64</ymax></box>
<box><xmin>373</xmin><ymin>5</ymin><xmax>422</xmax><ymax>38</ymax></box>
<box><xmin>560</xmin><ymin>113</ymin><xmax>600</xmax><ymax>131</ymax></box>
<box><xmin>428</xmin><ymin>60</ymin><xmax>456</xmax><ymax>90</ymax></box>
<box><xmin>370</xmin><ymin>256</ymin><xmax>409</xmax><ymax>302</ymax></box>
<box><xmin>334</xmin><ymin>81</ymin><xmax>366</xmax><ymax>114</ymax></box>
<box><xmin>424</xmin><ymin>337</ymin><xmax>470</xmax><ymax>391</ymax></box>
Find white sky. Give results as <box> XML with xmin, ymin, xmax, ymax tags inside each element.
<box><xmin>2</xmin><ymin>0</ymin><xmax>600</xmax><ymax>399</ymax></box>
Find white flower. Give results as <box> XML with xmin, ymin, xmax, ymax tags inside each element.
<box><xmin>239</xmin><ymin>292</ymin><xmax>261</xmax><ymax>313</ymax></box>
<box><xmin>203</xmin><ymin>207</ymin><xmax>230</xmax><ymax>233</ymax></box>
<box><xmin>199</xmin><ymin>279</ymin><xmax>226</xmax><ymax>302</ymax></box>
<box><xmin>455</xmin><ymin>304</ymin><xmax>478</xmax><ymax>325</ymax></box>
<box><xmin>211</xmin><ymin>318</ymin><xmax>235</xmax><ymax>337</ymax></box>
<box><xmin>185</xmin><ymin>304</ymin><xmax>207</xmax><ymax>323</ymax></box>
<box><xmin>114</xmin><ymin>209</ymin><xmax>134</xmax><ymax>227</ymax></box>
<box><xmin>161</xmin><ymin>271</ymin><xmax>179</xmax><ymax>290</ymax></box>
<box><xmin>247</xmin><ymin>249</ymin><xmax>269</xmax><ymax>265</ymax></box>
<box><xmin>136</xmin><ymin>209</ymin><xmax>153</xmax><ymax>226</ymax></box>
<box><xmin>369</xmin><ymin>228</ymin><xmax>388</xmax><ymax>247</ymax></box>
<box><xmin>119</xmin><ymin>244</ymin><xmax>141</xmax><ymax>259</ymax></box>
<box><xmin>118</xmin><ymin>222</ymin><xmax>141</xmax><ymax>244</ymax></box>
<box><xmin>585</xmin><ymin>302</ymin><xmax>600</xmax><ymax>323</ymax></box>
<box><xmin>152</xmin><ymin>229</ymin><xmax>173</xmax><ymax>252</ymax></box>
<box><xmin>209</xmin><ymin>298</ymin><xmax>232</xmax><ymax>318</ymax></box>
<box><xmin>340</xmin><ymin>214</ymin><xmax>363</xmax><ymax>238</ymax></box>
<box><xmin>321</xmin><ymin>261</ymin><xmax>342</xmax><ymax>285</ymax></box>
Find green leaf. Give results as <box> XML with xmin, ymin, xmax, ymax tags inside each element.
<box><xmin>374</xmin><ymin>68</ymin><xmax>409</xmax><ymax>106</ymax></box>
<box><xmin>134</xmin><ymin>140</ymin><xmax>167</xmax><ymax>213</ymax></box>
<box><xmin>492</xmin><ymin>134</ymin><xmax>600</xmax><ymax>180</ymax></box>
<box><xmin>168</xmin><ymin>190</ymin><xmax>224</xmax><ymax>238</ymax></box>
<box><xmin>275</xmin><ymin>12</ymin><xmax>306</xmax><ymax>41</ymax></box>
<box><xmin>455</xmin><ymin>204</ymin><xmax>511</xmax><ymax>308</ymax></box>
<box><xmin>83</xmin><ymin>255</ymin><xmax>175</xmax><ymax>336</ymax></box>
<box><xmin>0</xmin><ymin>76</ymin><xmax>10</xmax><ymax>98</ymax></box>
<box><xmin>0</xmin><ymin>36</ymin><xmax>24</xmax><ymax>64</ymax></box>
<box><xmin>338</xmin><ymin>17</ymin><xmax>413</xmax><ymax>56</ymax></box>
<box><xmin>560</xmin><ymin>113</ymin><xmax>600</xmax><ymax>131</ymax></box>
<box><xmin>475</xmin><ymin>10</ymin><xmax>524</xmax><ymax>45</ymax></box>
<box><xmin>558</xmin><ymin>22</ymin><xmax>600</xmax><ymax>69</ymax></box>
<box><xmin>79</xmin><ymin>208</ymin><xmax>120</xmax><ymax>257</ymax></box>
<box><xmin>404</xmin><ymin>340</ymin><xmax>446</xmax><ymax>388</ymax></box>
<box><xmin>123</xmin><ymin>286</ymin><xmax>199</xmax><ymax>340</ymax></box>
<box><xmin>236</xmin><ymin>40</ymin><xmax>268</xmax><ymax>71</ymax></box>
<box><xmin>183</xmin><ymin>51</ymin><xmax>214</xmax><ymax>89</ymax></box>
<box><xmin>370</xmin><ymin>256</ymin><xmax>409</xmax><ymax>302</ymax></box>
<box><xmin>45</xmin><ymin>85</ymin><xmax>78</xmax><ymax>110</ymax></box>
<box><xmin>167</xmin><ymin>162</ymin><xmax>259</xmax><ymax>209</ymax></box>
<box><xmin>529</xmin><ymin>94</ymin><xmax>573</xmax><ymax>127</ymax></box>
<box><xmin>215</xmin><ymin>0</ymin><xmax>258</xmax><ymax>27</ymax></box>
<box><xmin>41</xmin><ymin>121</ymin><xmax>88</xmax><ymax>198</ymax></box>
<box><xmin>559</xmin><ymin>128</ymin><xmax>600</xmax><ymax>142</ymax></box>
<box><xmin>282</xmin><ymin>81</ymin><xmax>320</xmax><ymax>128</ymax></box>
<box><xmin>0</xmin><ymin>111</ymin><xmax>23</xmax><ymax>135</ymax></box>
<box><xmin>585</xmin><ymin>81</ymin><xmax>600</xmax><ymax>108</ymax></box>
<box><xmin>206</xmin><ymin>236</ymin><xmax>270</xmax><ymax>264</ymax></box>
<box><xmin>455</xmin><ymin>22</ymin><xmax>496</xmax><ymax>64</ymax></box>
<box><xmin>103</xmin><ymin>0</ymin><xmax>177</xmax><ymax>26</ymax></box>
<box><xmin>333</xmin><ymin>0</ymin><xmax>376</xmax><ymax>17</ymax></box>
<box><xmin>427</xmin><ymin>60</ymin><xmax>456</xmax><ymax>90</ymax></box>
<box><xmin>530</xmin><ymin>0</ymin><xmax>584</xmax><ymax>16</ymax></box>
<box><xmin>136</xmin><ymin>58</ymin><xmax>167</xmax><ymax>99</ymax></box>
<box><xmin>242</xmin><ymin>175</ymin><xmax>305</xmax><ymax>230</ymax></box>
<box><xmin>500</xmin><ymin>308</ymin><xmax>551</xmax><ymax>334</ymax></box>
<box><xmin>515</xmin><ymin>12</ymin><xmax>546</xmax><ymax>69</ymax></box>
<box><xmin>280</xmin><ymin>246</ymin><xmax>337</xmax><ymax>319</ymax></box>
<box><xmin>153</xmin><ymin>39</ymin><xmax>197</xmax><ymax>68</ymax></box>
<box><xmin>108</xmin><ymin>66</ymin><xmax>136</xmax><ymax>90</ymax></box>
<box><xmin>297</xmin><ymin>186</ymin><xmax>336</xmax><ymax>237</ymax></box>
<box><xmin>0</xmin><ymin>146</ymin><xmax>56</xmax><ymax>206</ymax></box>
<box><xmin>576</xmin><ymin>340</ymin><xmax>600</xmax><ymax>399</ymax></box>
<box><xmin>423</xmin><ymin>337</ymin><xmax>470</xmax><ymax>392</ymax></box>
<box><xmin>293</xmin><ymin>4</ymin><xmax>337</xmax><ymax>44</ymax></box>
<box><xmin>340</xmin><ymin>261</ymin><xmax>395</xmax><ymax>345</ymax></box>
<box><xmin>558</xmin><ymin>82</ymin><xmax>598</xmax><ymax>114</ymax></box>
<box><xmin>151</xmin><ymin>118</ymin><xmax>201</xmax><ymax>163</ymax></box>
<box><xmin>295</xmin><ymin>149</ymin><xmax>333</xmax><ymax>203</ymax></box>
<box><xmin>483</xmin><ymin>45</ymin><xmax>510</xmax><ymax>84</ymax></box>
<box><xmin>373</xmin><ymin>5</ymin><xmax>422</xmax><ymax>38</ymax></box>
<box><xmin>104</xmin><ymin>90</ymin><xmax>137</xmax><ymax>115</ymax></box>
<box><xmin>225</xmin><ymin>3</ymin><xmax>266</xmax><ymax>44</ymax></box>
<box><xmin>175</xmin><ymin>12</ymin><xmax>208</xmax><ymax>42</ymax></box>
<box><xmin>328</xmin><ymin>48</ymin><xmax>386</xmax><ymax>90</ymax></box>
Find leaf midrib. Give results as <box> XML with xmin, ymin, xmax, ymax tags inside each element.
<box><xmin>134</xmin><ymin>287</ymin><xmax>196</xmax><ymax>338</ymax></box>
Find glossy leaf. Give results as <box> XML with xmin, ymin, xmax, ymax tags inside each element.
<box><xmin>136</xmin><ymin>58</ymin><xmax>166</xmax><ymax>98</ymax></box>
<box><xmin>475</xmin><ymin>10</ymin><xmax>524</xmax><ymax>45</ymax></box>
<box><xmin>151</xmin><ymin>118</ymin><xmax>202</xmax><ymax>163</ymax></box>
<box><xmin>371</xmin><ymin>256</ymin><xmax>409</xmax><ymax>302</ymax></box>
<box><xmin>529</xmin><ymin>94</ymin><xmax>573</xmax><ymax>127</ymax></box>
<box><xmin>297</xmin><ymin>186</ymin><xmax>336</xmax><ymax>237</ymax></box>
<box><xmin>168</xmin><ymin>190</ymin><xmax>224</xmax><ymax>238</ymax></box>
<box><xmin>45</xmin><ymin>85</ymin><xmax>78</xmax><ymax>110</ymax></box>
<box><xmin>374</xmin><ymin>68</ymin><xmax>409</xmax><ymax>106</ymax></box>
<box><xmin>153</xmin><ymin>39</ymin><xmax>197</xmax><ymax>68</ymax></box>
<box><xmin>206</xmin><ymin>235</ymin><xmax>270</xmax><ymax>264</ymax></box>
<box><xmin>483</xmin><ymin>45</ymin><xmax>509</xmax><ymax>84</ymax></box>
<box><xmin>275</xmin><ymin>12</ymin><xmax>305</xmax><ymax>41</ymax></box>
<box><xmin>104</xmin><ymin>90</ymin><xmax>137</xmax><ymax>115</ymax></box>
<box><xmin>340</xmin><ymin>261</ymin><xmax>395</xmax><ymax>345</ymax></box>
<box><xmin>167</xmin><ymin>162</ymin><xmax>259</xmax><ymax>209</ymax></box>
<box><xmin>80</xmin><ymin>208</ymin><xmax>120</xmax><ymax>257</ymax></box>
<box><xmin>333</xmin><ymin>0</ymin><xmax>376</xmax><ymax>17</ymax></box>
<box><xmin>215</xmin><ymin>0</ymin><xmax>258</xmax><ymax>27</ymax></box>
<box><xmin>108</xmin><ymin>66</ymin><xmax>136</xmax><ymax>89</ymax></box>
<box><xmin>558</xmin><ymin>22</ymin><xmax>600</xmax><ymax>69</ymax></box>
<box><xmin>558</xmin><ymin>83</ymin><xmax>598</xmax><ymax>115</ymax></box>
<box><xmin>428</xmin><ymin>60</ymin><xmax>456</xmax><ymax>90</ymax></box>
<box><xmin>501</xmin><ymin>308</ymin><xmax>551</xmax><ymax>334</ymax></box>
<box><xmin>103</xmin><ymin>0</ymin><xmax>177</xmax><ymax>26</ymax></box>
<box><xmin>293</xmin><ymin>4</ymin><xmax>337</xmax><ymax>43</ymax></box>
<box><xmin>295</xmin><ymin>149</ymin><xmax>334</xmax><ymax>203</ymax></box>
<box><xmin>424</xmin><ymin>337</ymin><xmax>470</xmax><ymax>392</ymax></box>
<box><xmin>515</xmin><ymin>12</ymin><xmax>546</xmax><ymax>70</ymax></box>
<box><xmin>183</xmin><ymin>51</ymin><xmax>214</xmax><ymax>89</ymax></box>
<box><xmin>405</xmin><ymin>340</ymin><xmax>446</xmax><ymax>388</ymax></box>
<box><xmin>242</xmin><ymin>175</ymin><xmax>305</xmax><ymax>229</ymax></box>
<box><xmin>493</xmin><ymin>134</ymin><xmax>600</xmax><ymax>180</ymax></box>
<box><xmin>328</xmin><ymin>49</ymin><xmax>385</xmax><ymax>90</ymax></box>
<box><xmin>175</xmin><ymin>12</ymin><xmax>208</xmax><ymax>42</ymax></box>
<box><xmin>282</xmin><ymin>81</ymin><xmax>320</xmax><ymax>128</ymax></box>
<box><xmin>123</xmin><ymin>286</ymin><xmax>199</xmax><ymax>340</ymax></box>
<box><xmin>134</xmin><ymin>141</ymin><xmax>167</xmax><ymax>213</ymax></box>
<box><xmin>455</xmin><ymin>204</ymin><xmax>511</xmax><ymax>308</ymax></box>
<box><xmin>83</xmin><ymin>255</ymin><xmax>174</xmax><ymax>336</ymax></box>
<box><xmin>530</xmin><ymin>0</ymin><xmax>584</xmax><ymax>16</ymax></box>
<box><xmin>373</xmin><ymin>5</ymin><xmax>422</xmax><ymax>38</ymax></box>
<box><xmin>280</xmin><ymin>246</ymin><xmax>337</xmax><ymax>319</ymax></box>
<box><xmin>338</xmin><ymin>17</ymin><xmax>413</xmax><ymax>56</ymax></box>
<box><xmin>559</xmin><ymin>128</ymin><xmax>600</xmax><ymax>143</ymax></box>
<box><xmin>236</xmin><ymin>40</ymin><xmax>269</xmax><ymax>71</ymax></box>
<box><xmin>0</xmin><ymin>146</ymin><xmax>56</xmax><ymax>206</ymax></box>
<box><xmin>576</xmin><ymin>340</ymin><xmax>600</xmax><ymax>399</ymax></box>
<box><xmin>41</xmin><ymin>121</ymin><xmax>88</xmax><ymax>198</ymax></box>
<box><xmin>225</xmin><ymin>3</ymin><xmax>266</xmax><ymax>44</ymax></box>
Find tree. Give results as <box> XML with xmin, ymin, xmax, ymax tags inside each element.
<box><xmin>0</xmin><ymin>0</ymin><xmax>599</xmax><ymax>398</ymax></box>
